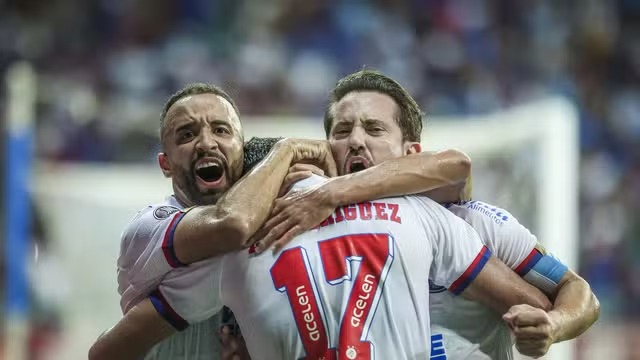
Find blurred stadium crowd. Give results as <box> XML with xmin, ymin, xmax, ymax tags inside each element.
<box><xmin>1</xmin><ymin>0</ymin><xmax>639</xmax><ymax>356</ymax></box>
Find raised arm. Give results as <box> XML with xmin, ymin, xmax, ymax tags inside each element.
<box><xmin>88</xmin><ymin>299</ymin><xmax>175</xmax><ymax>360</ymax></box>
<box><xmin>255</xmin><ymin>149</ymin><xmax>471</xmax><ymax>252</ymax></box>
<box><xmin>173</xmin><ymin>138</ymin><xmax>336</xmax><ymax>263</ymax></box>
<box><xmin>322</xmin><ymin>149</ymin><xmax>470</xmax><ymax>205</ymax></box>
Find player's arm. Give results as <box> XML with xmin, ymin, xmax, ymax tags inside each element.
<box><xmin>173</xmin><ymin>138</ymin><xmax>336</xmax><ymax>264</ymax></box>
<box><xmin>322</xmin><ymin>149</ymin><xmax>471</xmax><ymax>204</ymax></box>
<box><xmin>466</xmin><ymin>203</ymin><xmax>600</xmax><ymax>341</ymax></box>
<box><xmin>456</xmin><ymin>255</ymin><xmax>553</xmax><ymax>314</ymax></box>
<box><xmin>426</xmin><ymin>201</ymin><xmax>552</xmax><ymax>315</ymax></box>
<box><xmin>93</xmin><ymin>258</ymin><xmax>225</xmax><ymax>359</ymax></box>
<box><xmin>545</xmin><ymin>270</ymin><xmax>600</xmax><ymax>342</ymax></box>
<box><xmin>505</xmin><ymin>251</ymin><xmax>599</xmax><ymax>354</ymax></box>
<box><xmin>500</xmin><ymin>270</ymin><xmax>599</xmax><ymax>358</ymax></box>
<box><xmin>88</xmin><ymin>299</ymin><xmax>175</xmax><ymax>360</ymax></box>
<box><xmin>453</xmin><ymin>202</ymin><xmax>599</xmax><ymax>356</ymax></box>
<box><xmin>256</xmin><ymin>149</ymin><xmax>471</xmax><ymax>252</ymax></box>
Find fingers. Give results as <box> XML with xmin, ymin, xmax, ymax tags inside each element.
<box><xmin>248</xmin><ymin>224</ymin><xmax>269</xmax><ymax>248</ymax></box>
<box><xmin>261</xmin><ymin>209</ymin><xmax>288</xmax><ymax>237</ymax></box>
<box><xmin>512</xmin><ymin>325</ymin><xmax>550</xmax><ymax>340</ymax></box>
<box><xmin>280</xmin><ymin>171</ymin><xmax>314</xmax><ymax>197</ymax></box>
<box><xmin>503</xmin><ymin>304</ymin><xmax>544</xmax><ymax>327</ymax></box>
<box><xmin>512</xmin><ymin>311</ymin><xmax>549</xmax><ymax>328</ymax></box>
<box><xmin>272</xmin><ymin>225</ymin><xmax>304</xmax><ymax>254</ymax></box>
<box><xmin>290</xmin><ymin>163</ymin><xmax>325</xmax><ymax>176</ymax></box>
<box><xmin>220</xmin><ymin>325</ymin><xmax>240</xmax><ymax>360</ymax></box>
<box><xmin>256</xmin><ymin>217</ymin><xmax>294</xmax><ymax>253</ymax></box>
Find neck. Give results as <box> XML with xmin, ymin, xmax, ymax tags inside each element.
<box><xmin>172</xmin><ymin>185</ymin><xmax>195</xmax><ymax>208</ymax></box>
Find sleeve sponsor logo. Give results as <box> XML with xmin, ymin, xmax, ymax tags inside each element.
<box><xmin>153</xmin><ymin>206</ymin><xmax>181</xmax><ymax>220</ymax></box>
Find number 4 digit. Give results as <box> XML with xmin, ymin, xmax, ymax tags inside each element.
<box><xmin>271</xmin><ymin>234</ymin><xmax>394</xmax><ymax>360</ymax></box>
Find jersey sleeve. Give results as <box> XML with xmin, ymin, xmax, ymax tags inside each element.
<box><xmin>149</xmin><ymin>257</ymin><xmax>225</xmax><ymax>330</ymax></box>
<box><xmin>410</xmin><ymin>196</ymin><xmax>492</xmax><ymax>295</ymax></box>
<box><xmin>118</xmin><ymin>204</ymin><xmax>190</xmax><ymax>293</ymax></box>
<box><xmin>447</xmin><ymin>201</ymin><xmax>537</xmax><ymax>269</ymax></box>
<box><xmin>449</xmin><ymin>201</ymin><xmax>568</xmax><ymax>294</ymax></box>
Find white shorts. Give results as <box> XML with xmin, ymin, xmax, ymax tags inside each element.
<box><xmin>430</xmin><ymin>325</ymin><xmax>491</xmax><ymax>360</ymax></box>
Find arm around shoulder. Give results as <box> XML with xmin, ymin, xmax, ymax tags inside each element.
<box><xmin>172</xmin><ymin>205</ymin><xmax>251</xmax><ymax>264</ymax></box>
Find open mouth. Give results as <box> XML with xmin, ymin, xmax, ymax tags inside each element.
<box><xmin>195</xmin><ymin>160</ymin><xmax>225</xmax><ymax>186</ymax></box>
<box><xmin>346</xmin><ymin>156</ymin><xmax>370</xmax><ymax>174</ymax></box>
<box><xmin>349</xmin><ymin>162</ymin><xmax>367</xmax><ymax>173</ymax></box>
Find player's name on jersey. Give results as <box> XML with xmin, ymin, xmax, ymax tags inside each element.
<box><xmin>317</xmin><ymin>201</ymin><xmax>402</xmax><ymax>228</ymax></box>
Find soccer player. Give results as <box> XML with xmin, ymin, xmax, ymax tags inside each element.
<box><xmin>257</xmin><ymin>70</ymin><xmax>600</xmax><ymax>359</ymax></box>
<box><xmin>113</xmin><ymin>83</ymin><xmax>340</xmax><ymax>359</ymax></box>
<box><xmin>89</xmin><ymin>136</ymin><xmax>552</xmax><ymax>360</ymax></box>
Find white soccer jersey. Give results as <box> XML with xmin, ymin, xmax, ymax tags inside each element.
<box><xmin>118</xmin><ymin>196</ymin><xmax>222</xmax><ymax>360</ymax></box>
<box><xmin>429</xmin><ymin>200</ymin><xmax>568</xmax><ymax>360</ymax></box>
<box><xmin>149</xmin><ymin>176</ymin><xmax>492</xmax><ymax>360</ymax></box>
<box><xmin>118</xmin><ymin>195</ymin><xmax>187</xmax><ymax>313</ymax></box>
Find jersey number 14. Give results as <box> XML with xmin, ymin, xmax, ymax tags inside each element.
<box><xmin>271</xmin><ymin>234</ymin><xmax>394</xmax><ymax>360</ymax></box>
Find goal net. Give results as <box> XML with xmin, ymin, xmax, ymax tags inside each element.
<box><xmin>30</xmin><ymin>97</ymin><xmax>579</xmax><ymax>360</ymax></box>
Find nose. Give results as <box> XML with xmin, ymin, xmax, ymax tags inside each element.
<box><xmin>195</xmin><ymin>128</ymin><xmax>219</xmax><ymax>155</ymax></box>
<box><xmin>347</xmin><ymin>126</ymin><xmax>366</xmax><ymax>153</ymax></box>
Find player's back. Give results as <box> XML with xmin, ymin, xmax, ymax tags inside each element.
<box><xmin>221</xmin><ymin>196</ymin><xmax>437</xmax><ymax>360</ymax></box>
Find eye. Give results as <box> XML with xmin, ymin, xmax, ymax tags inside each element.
<box><xmin>179</xmin><ymin>130</ymin><xmax>195</xmax><ymax>140</ymax></box>
<box><xmin>368</xmin><ymin>127</ymin><xmax>385</xmax><ymax>135</ymax></box>
<box><xmin>214</xmin><ymin>126</ymin><xmax>231</xmax><ymax>135</ymax></box>
<box><xmin>333</xmin><ymin>127</ymin><xmax>351</xmax><ymax>136</ymax></box>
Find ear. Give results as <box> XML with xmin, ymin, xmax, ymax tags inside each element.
<box><xmin>403</xmin><ymin>141</ymin><xmax>422</xmax><ymax>155</ymax></box>
<box><xmin>158</xmin><ymin>152</ymin><xmax>172</xmax><ymax>178</ymax></box>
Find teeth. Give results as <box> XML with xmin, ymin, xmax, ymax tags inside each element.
<box><xmin>196</xmin><ymin>161</ymin><xmax>219</xmax><ymax>170</ymax></box>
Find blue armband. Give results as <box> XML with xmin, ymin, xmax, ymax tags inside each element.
<box><xmin>515</xmin><ymin>244</ymin><xmax>568</xmax><ymax>294</ymax></box>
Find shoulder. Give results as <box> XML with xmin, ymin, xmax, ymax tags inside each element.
<box><xmin>121</xmin><ymin>198</ymin><xmax>185</xmax><ymax>245</ymax></box>
<box><xmin>446</xmin><ymin>200</ymin><xmax>515</xmax><ymax>227</ymax></box>
<box><xmin>129</xmin><ymin>198</ymin><xmax>183</xmax><ymax>227</ymax></box>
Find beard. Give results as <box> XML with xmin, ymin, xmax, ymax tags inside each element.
<box><xmin>173</xmin><ymin>165</ymin><xmax>231</xmax><ymax>206</ymax></box>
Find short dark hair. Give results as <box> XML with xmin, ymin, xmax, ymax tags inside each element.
<box><xmin>324</xmin><ymin>70</ymin><xmax>423</xmax><ymax>142</ymax></box>
<box><xmin>242</xmin><ymin>137</ymin><xmax>284</xmax><ymax>175</ymax></box>
<box><xmin>159</xmin><ymin>83</ymin><xmax>240</xmax><ymax>147</ymax></box>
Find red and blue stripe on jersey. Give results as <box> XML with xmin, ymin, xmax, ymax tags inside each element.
<box><xmin>161</xmin><ymin>212</ymin><xmax>188</xmax><ymax>268</ymax></box>
<box><xmin>449</xmin><ymin>246</ymin><xmax>492</xmax><ymax>295</ymax></box>
<box><xmin>149</xmin><ymin>289</ymin><xmax>189</xmax><ymax>331</ymax></box>
<box><xmin>514</xmin><ymin>244</ymin><xmax>568</xmax><ymax>286</ymax></box>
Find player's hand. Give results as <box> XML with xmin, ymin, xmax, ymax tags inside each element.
<box><xmin>281</xmin><ymin>139</ymin><xmax>337</xmax><ymax>178</ymax></box>
<box><xmin>254</xmin><ymin>181</ymin><xmax>336</xmax><ymax>254</ymax></box>
<box><xmin>503</xmin><ymin>304</ymin><xmax>557</xmax><ymax>358</ymax></box>
<box><xmin>220</xmin><ymin>325</ymin><xmax>251</xmax><ymax>360</ymax></box>
<box><xmin>278</xmin><ymin>163</ymin><xmax>327</xmax><ymax>197</ymax></box>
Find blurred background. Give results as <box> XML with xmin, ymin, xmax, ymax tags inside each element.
<box><xmin>1</xmin><ymin>0</ymin><xmax>639</xmax><ymax>359</ymax></box>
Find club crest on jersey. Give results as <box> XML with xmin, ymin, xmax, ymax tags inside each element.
<box><xmin>153</xmin><ymin>206</ymin><xmax>180</xmax><ymax>220</ymax></box>
<box><xmin>429</xmin><ymin>280</ymin><xmax>447</xmax><ymax>294</ymax></box>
